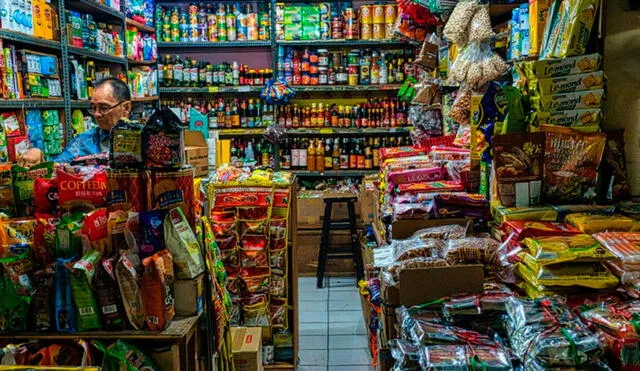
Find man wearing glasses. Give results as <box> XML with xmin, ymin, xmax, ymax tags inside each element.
<box><xmin>19</xmin><ymin>77</ymin><xmax>132</xmax><ymax>166</ymax></box>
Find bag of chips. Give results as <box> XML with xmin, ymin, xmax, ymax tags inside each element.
<box><xmin>0</xmin><ymin>217</ymin><xmax>37</xmax><ymax>257</ymax></box>
<box><xmin>142</xmin><ymin>250</ymin><xmax>175</xmax><ymax>331</ymax></box>
<box><xmin>105</xmin><ymin>340</ymin><xmax>159</xmax><ymax>371</ymax></box>
<box><xmin>33</xmin><ymin>177</ymin><xmax>58</xmax><ymax>215</ymax></box>
<box><xmin>523</xmin><ymin>234</ymin><xmax>615</xmax><ymax>265</ymax></box>
<box><xmin>139</xmin><ymin>209</ymin><xmax>166</xmax><ymax>259</ymax></box>
<box><xmin>56</xmin><ymin>165</ymin><xmax>108</xmax><ymax>210</ymax></box>
<box><xmin>0</xmin><ymin>257</ymin><xmax>30</xmax><ymax>333</ymax></box>
<box><xmin>55</xmin><ymin>212</ymin><xmax>84</xmax><ymax>259</ymax></box>
<box><xmin>565</xmin><ymin>213</ymin><xmax>640</xmax><ymax>234</ymax></box>
<box><xmin>69</xmin><ymin>250</ymin><xmax>102</xmax><ymax>331</ymax></box>
<box><xmin>110</xmin><ymin>119</ymin><xmax>144</xmax><ymax>169</ymax></box>
<box><xmin>142</xmin><ymin>107</ymin><xmax>185</xmax><ymax>169</ymax></box>
<box><xmin>54</xmin><ymin>257</ymin><xmax>77</xmax><ymax>333</ymax></box>
<box><xmin>164</xmin><ymin>207</ymin><xmax>204</xmax><ymax>279</ymax></box>
<box><xmin>81</xmin><ymin>208</ymin><xmax>109</xmax><ymax>255</ymax></box>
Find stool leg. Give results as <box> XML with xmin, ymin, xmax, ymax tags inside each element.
<box><xmin>348</xmin><ymin>200</ymin><xmax>364</xmax><ymax>283</ymax></box>
<box><xmin>316</xmin><ymin>201</ymin><xmax>332</xmax><ymax>288</ymax></box>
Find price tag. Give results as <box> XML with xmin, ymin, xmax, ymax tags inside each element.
<box><xmin>238</xmin><ymin>86</ymin><xmax>251</xmax><ymax>92</ymax></box>
<box><xmin>208</xmin><ymin>87</ymin><xmax>219</xmax><ymax>93</ymax></box>
<box><xmin>320</xmin><ymin>128</ymin><xmax>333</xmax><ymax>134</ymax></box>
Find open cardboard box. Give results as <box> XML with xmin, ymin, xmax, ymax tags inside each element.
<box><xmin>381</xmin><ymin>265</ymin><xmax>484</xmax><ymax>307</ymax></box>
<box><xmin>184</xmin><ymin>130</ymin><xmax>209</xmax><ymax>178</ymax></box>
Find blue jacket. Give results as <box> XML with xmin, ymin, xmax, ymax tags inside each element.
<box><xmin>54</xmin><ymin>127</ymin><xmax>110</xmax><ymax>163</ymax></box>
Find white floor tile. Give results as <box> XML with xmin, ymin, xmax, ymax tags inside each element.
<box><xmin>329</xmin><ymin>291</ymin><xmax>360</xmax><ymax>303</ymax></box>
<box><xmin>300</xmin><ymin>335</ymin><xmax>328</xmax><ymax>350</ymax></box>
<box><xmin>328</xmin><ymin>335</ymin><xmax>369</xmax><ymax>349</ymax></box>
<box><xmin>328</xmin><ymin>366</ymin><xmax>376</xmax><ymax>371</ymax></box>
<box><xmin>300</xmin><ymin>311</ymin><xmax>329</xmax><ymax>323</ymax></box>
<box><xmin>299</xmin><ymin>300</ymin><xmax>328</xmax><ymax>313</ymax></box>
<box><xmin>328</xmin><ymin>348</ymin><xmax>372</xmax><ymax>366</ymax></box>
<box><xmin>299</xmin><ymin>277</ymin><xmax>327</xmax><ymax>288</ymax></box>
<box><xmin>300</xmin><ymin>322</ymin><xmax>329</xmax><ymax>337</ymax></box>
<box><xmin>329</xmin><ymin>276</ymin><xmax>357</xmax><ymax>287</ymax></box>
<box><xmin>329</xmin><ymin>300</ymin><xmax>361</xmax><ymax>311</ymax></box>
<box><xmin>299</xmin><ymin>289</ymin><xmax>329</xmax><ymax>302</ymax></box>
<box><xmin>299</xmin><ymin>349</ymin><xmax>328</xmax><ymax>366</ymax></box>
<box><xmin>329</xmin><ymin>310</ymin><xmax>364</xmax><ymax>323</ymax></box>
<box><xmin>298</xmin><ymin>366</ymin><xmax>328</xmax><ymax>371</ymax></box>
<box><xmin>329</xmin><ymin>321</ymin><xmax>366</xmax><ymax>335</ymax></box>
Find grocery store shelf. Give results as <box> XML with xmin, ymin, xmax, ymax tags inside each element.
<box><xmin>288</xmin><ymin>127</ymin><xmax>410</xmax><ymax>135</ymax></box>
<box><xmin>132</xmin><ymin>96</ymin><xmax>160</xmax><ymax>102</ymax></box>
<box><xmin>68</xmin><ymin>46</ymin><xmax>128</xmax><ymax>65</ymax></box>
<box><xmin>290</xmin><ymin>170</ymin><xmax>378</xmax><ymax>177</ymax></box>
<box><xmin>215</xmin><ymin>128</ymin><xmax>266</xmax><ymax>136</ymax></box>
<box><xmin>291</xmin><ymin>84</ymin><xmax>402</xmax><ymax>92</ymax></box>
<box><xmin>159</xmin><ymin>86</ymin><xmax>263</xmax><ymax>94</ymax></box>
<box><xmin>158</xmin><ymin>41</ymin><xmax>271</xmax><ymax>48</ymax></box>
<box><xmin>66</xmin><ymin>0</ymin><xmax>125</xmax><ymax>22</ymax></box>
<box><xmin>0</xmin><ymin>30</ymin><xmax>61</xmax><ymax>50</ymax></box>
<box><xmin>128</xmin><ymin>58</ymin><xmax>158</xmax><ymax>65</ymax></box>
<box><xmin>489</xmin><ymin>0</ymin><xmax>528</xmax><ymax>18</ymax></box>
<box><xmin>276</xmin><ymin>39</ymin><xmax>408</xmax><ymax>47</ymax></box>
<box><xmin>126</xmin><ymin>18</ymin><xmax>155</xmax><ymax>33</ymax></box>
<box><xmin>70</xmin><ymin>100</ymin><xmax>91</xmax><ymax>108</ymax></box>
<box><xmin>0</xmin><ymin>98</ymin><xmax>65</xmax><ymax>108</ymax></box>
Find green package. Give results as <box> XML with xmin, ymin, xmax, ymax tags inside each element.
<box><xmin>11</xmin><ymin>162</ymin><xmax>54</xmax><ymax>217</ymax></box>
<box><xmin>69</xmin><ymin>250</ymin><xmax>102</xmax><ymax>331</ymax></box>
<box><xmin>55</xmin><ymin>213</ymin><xmax>84</xmax><ymax>258</ymax></box>
<box><xmin>0</xmin><ymin>261</ymin><xmax>31</xmax><ymax>333</ymax></box>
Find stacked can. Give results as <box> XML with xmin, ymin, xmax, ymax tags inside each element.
<box><xmin>359</xmin><ymin>5</ymin><xmax>372</xmax><ymax>40</ymax></box>
<box><xmin>343</xmin><ymin>8</ymin><xmax>358</xmax><ymax>40</ymax></box>
<box><xmin>371</xmin><ymin>4</ymin><xmax>384</xmax><ymax>39</ymax></box>
<box><xmin>347</xmin><ymin>50</ymin><xmax>359</xmax><ymax>86</ymax></box>
<box><xmin>319</xmin><ymin>3</ymin><xmax>331</xmax><ymax>40</ymax></box>
<box><xmin>258</xmin><ymin>11</ymin><xmax>270</xmax><ymax>40</ymax></box>
<box><xmin>384</xmin><ymin>4</ymin><xmax>397</xmax><ymax>39</ymax></box>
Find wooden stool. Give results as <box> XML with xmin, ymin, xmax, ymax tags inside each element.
<box><xmin>316</xmin><ymin>196</ymin><xmax>365</xmax><ymax>288</ymax></box>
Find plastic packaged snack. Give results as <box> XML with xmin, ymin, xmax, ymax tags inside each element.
<box><xmin>501</xmin><ymin>220</ymin><xmax>580</xmax><ymax>242</ymax></box>
<box><xmin>396</xmin><ymin>181</ymin><xmax>464</xmax><ymax>195</ymax></box>
<box><xmin>592</xmin><ymin>232</ymin><xmax>640</xmax><ymax>263</ymax></box>
<box><xmin>109</xmin><ymin>119</ymin><xmax>144</xmax><ymax>169</ymax></box>
<box><xmin>537</xmin><ymin>89</ymin><xmax>604</xmax><ymax>111</ymax></box>
<box><xmin>565</xmin><ymin>213</ymin><xmax>640</xmax><ymax>234</ymax></box>
<box><xmin>534</xmin><ymin>108</ymin><xmax>601</xmax><ymax>127</ymax></box>
<box><xmin>164</xmin><ymin>207</ymin><xmax>205</xmax><ymax>279</ymax></box>
<box><xmin>141</xmin><ymin>250</ymin><xmax>175</xmax><ymax>331</ymax></box>
<box><xmin>394</xmin><ymin>238</ymin><xmax>444</xmax><ymax>262</ymax></box>
<box><xmin>142</xmin><ymin>108</ymin><xmax>184</xmax><ymax>169</ymax></box>
<box><xmin>517</xmin><ymin>259</ymin><xmax>619</xmax><ymax>289</ymax></box>
<box><xmin>412</xmin><ymin>223</ymin><xmax>469</xmax><ymax>240</ymax></box>
<box><xmin>12</xmin><ymin>162</ymin><xmax>54</xmax><ymax>217</ymax></box>
<box><xmin>81</xmin><ymin>208</ymin><xmax>108</xmax><ymax>255</ymax></box>
<box><xmin>55</xmin><ymin>213</ymin><xmax>84</xmax><ymax>259</ymax></box>
<box><xmin>542</xmin><ymin>125</ymin><xmax>606</xmax><ymax>204</ymax></box>
<box><xmin>138</xmin><ymin>209</ymin><xmax>165</xmax><ymax>258</ymax></box>
<box><xmin>93</xmin><ymin>255</ymin><xmax>125</xmax><ymax>330</ymax></box>
<box><xmin>525</xmin><ymin>53</ymin><xmax>601</xmax><ymax>78</ymax></box>
<box><xmin>69</xmin><ymin>250</ymin><xmax>102</xmax><ymax>331</ymax></box>
<box><xmin>54</xmin><ymin>257</ymin><xmax>77</xmax><ymax>333</ymax></box>
<box><xmin>56</xmin><ymin>165</ymin><xmax>108</xmax><ymax>210</ymax></box>
<box><xmin>445</xmin><ymin>237</ymin><xmax>499</xmax><ymax>265</ymax></box>
<box><xmin>34</xmin><ymin>177</ymin><xmax>58</xmax><ymax>215</ymax></box>
<box><xmin>242</xmin><ymin>294</ymin><xmax>270</xmax><ymax>326</ymax></box>
<box><xmin>31</xmin><ymin>266</ymin><xmax>55</xmax><ymax>331</ymax></box>
<box><xmin>442</xmin><ymin>0</ymin><xmax>478</xmax><ymax>45</ymax></box>
<box><xmin>468</xmin><ymin>5</ymin><xmax>495</xmax><ymax>42</ymax></box>
<box><xmin>537</xmin><ymin>71</ymin><xmax>605</xmax><ymax>95</ymax></box>
<box><xmin>522</xmin><ymin>234</ymin><xmax>615</xmax><ymax>265</ymax></box>
<box><xmin>116</xmin><ymin>252</ymin><xmax>145</xmax><ymax>330</ymax></box>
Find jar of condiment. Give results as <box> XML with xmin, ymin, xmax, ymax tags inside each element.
<box><xmin>336</xmin><ymin>67</ymin><xmax>348</xmax><ymax>84</ymax></box>
<box><xmin>318</xmin><ymin>49</ymin><xmax>329</xmax><ymax>67</ymax></box>
<box><xmin>328</xmin><ymin>67</ymin><xmax>337</xmax><ymax>85</ymax></box>
<box><xmin>309</xmin><ymin>50</ymin><xmax>319</xmax><ymax>64</ymax></box>
<box><xmin>318</xmin><ymin>67</ymin><xmax>328</xmax><ymax>84</ymax></box>
<box><xmin>301</xmin><ymin>72</ymin><xmax>311</xmax><ymax>85</ymax></box>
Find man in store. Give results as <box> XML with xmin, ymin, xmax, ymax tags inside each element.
<box><xmin>18</xmin><ymin>77</ymin><xmax>132</xmax><ymax>166</ymax></box>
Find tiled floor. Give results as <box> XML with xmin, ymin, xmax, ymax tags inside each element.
<box><xmin>298</xmin><ymin>276</ymin><xmax>376</xmax><ymax>371</ymax></box>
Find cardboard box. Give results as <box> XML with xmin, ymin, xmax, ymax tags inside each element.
<box><xmin>390</xmin><ymin>217</ymin><xmax>473</xmax><ymax>240</ymax></box>
<box><xmin>173</xmin><ymin>274</ymin><xmax>205</xmax><ymax>316</ymax></box>
<box><xmin>380</xmin><ymin>303</ymin><xmax>398</xmax><ymax>344</ymax></box>
<box><xmin>359</xmin><ymin>185</ymin><xmax>377</xmax><ymax>225</ymax></box>
<box><xmin>184</xmin><ymin>130</ymin><xmax>209</xmax><ymax>178</ymax></box>
<box><xmin>232</xmin><ymin>327</ymin><xmax>263</xmax><ymax>371</ymax></box>
<box><xmin>148</xmin><ymin>344</ymin><xmax>181</xmax><ymax>371</ymax></box>
<box><xmin>381</xmin><ymin>265</ymin><xmax>484</xmax><ymax>307</ymax></box>
<box><xmin>378</xmin><ymin>346</ymin><xmax>393</xmax><ymax>371</ymax></box>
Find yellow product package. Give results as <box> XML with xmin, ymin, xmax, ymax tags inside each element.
<box><xmin>492</xmin><ymin>205</ymin><xmax>558</xmax><ymax>224</ymax></box>
<box><xmin>517</xmin><ymin>279</ymin><xmax>562</xmax><ymax>299</ymax></box>
<box><xmin>537</xmin><ymin>71</ymin><xmax>604</xmax><ymax>95</ymax></box>
<box><xmin>538</xmin><ymin>89</ymin><xmax>604</xmax><ymax>111</ymax></box>
<box><xmin>556</xmin><ymin>0</ymin><xmax>600</xmax><ymax>57</ymax></box>
<box><xmin>523</xmin><ymin>234</ymin><xmax>615</xmax><ymax>265</ymax></box>
<box><xmin>525</xmin><ymin>53</ymin><xmax>602</xmax><ymax>78</ymax></box>
<box><xmin>518</xmin><ymin>256</ymin><xmax>619</xmax><ymax>289</ymax></box>
<box><xmin>534</xmin><ymin>108</ymin><xmax>601</xmax><ymax>127</ymax></box>
<box><xmin>529</xmin><ymin>0</ymin><xmax>551</xmax><ymax>56</ymax></box>
<box><xmin>565</xmin><ymin>213</ymin><xmax>640</xmax><ymax>234</ymax></box>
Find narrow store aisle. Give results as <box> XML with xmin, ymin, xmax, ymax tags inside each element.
<box><xmin>297</xmin><ymin>276</ymin><xmax>375</xmax><ymax>371</ymax></box>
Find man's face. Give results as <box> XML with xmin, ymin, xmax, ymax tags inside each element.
<box><xmin>90</xmin><ymin>83</ymin><xmax>131</xmax><ymax>130</ymax></box>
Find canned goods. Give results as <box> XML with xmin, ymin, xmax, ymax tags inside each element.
<box><xmin>336</xmin><ymin>71</ymin><xmax>348</xmax><ymax>84</ymax></box>
<box><xmin>310</xmin><ymin>75</ymin><xmax>319</xmax><ymax>85</ymax></box>
<box><xmin>318</xmin><ymin>49</ymin><xmax>329</xmax><ymax>67</ymax></box>
<box><xmin>361</xmin><ymin>23</ymin><xmax>372</xmax><ymax>40</ymax></box>
<box><xmin>385</xmin><ymin>23</ymin><xmax>395</xmax><ymax>39</ymax></box>
<box><xmin>331</xmin><ymin>16</ymin><xmax>343</xmax><ymax>39</ymax></box>
<box><xmin>360</xmin><ymin>5</ymin><xmax>372</xmax><ymax>24</ymax></box>
<box><xmin>347</xmin><ymin>51</ymin><xmax>359</xmax><ymax>66</ymax></box>
<box><xmin>384</xmin><ymin>4</ymin><xmax>397</xmax><ymax>23</ymax></box>
<box><xmin>318</xmin><ymin>67</ymin><xmax>328</xmax><ymax>84</ymax></box>
<box><xmin>320</xmin><ymin>21</ymin><xmax>331</xmax><ymax>40</ymax></box>
<box><xmin>348</xmin><ymin>65</ymin><xmax>358</xmax><ymax>74</ymax></box>
<box><xmin>344</xmin><ymin>17</ymin><xmax>357</xmax><ymax>39</ymax></box>
<box><xmin>301</xmin><ymin>73</ymin><xmax>310</xmax><ymax>85</ymax></box>
<box><xmin>372</xmin><ymin>23</ymin><xmax>384</xmax><ymax>40</ymax></box>
<box><xmin>309</xmin><ymin>52</ymin><xmax>319</xmax><ymax>64</ymax></box>
<box><xmin>293</xmin><ymin>73</ymin><xmax>302</xmax><ymax>85</ymax></box>
<box><xmin>343</xmin><ymin>8</ymin><xmax>356</xmax><ymax>21</ymax></box>
<box><xmin>372</xmin><ymin>5</ymin><xmax>385</xmax><ymax>23</ymax></box>
<box><xmin>319</xmin><ymin>3</ymin><xmax>331</xmax><ymax>21</ymax></box>
<box><xmin>348</xmin><ymin>74</ymin><xmax>359</xmax><ymax>86</ymax></box>
<box><xmin>107</xmin><ymin>169</ymin><xmax>144</xmax><ymax>212</ymax></box>
<box><xmin>309</xmin><ymin>64</ymin><xmax>319</xmax><ymax>74</ymax></box>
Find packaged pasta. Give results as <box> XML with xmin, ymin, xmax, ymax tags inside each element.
<box><xmin>565</xmin><ymin>213</ymin><xmax>640</xmax><ymax>234</ymax></box>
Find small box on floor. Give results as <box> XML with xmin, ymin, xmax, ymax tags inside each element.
<box><xmin>173</xmin><ymin>273</ymin><xmax>205</xmax><ymax>316</ymax></box>
<box><xmin>232</xmin><ymin>327</ymin><xmax>263</xmax><ymax>371</ymax></box>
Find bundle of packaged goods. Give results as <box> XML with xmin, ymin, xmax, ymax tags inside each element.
<box><xmin>65</xmin><ymin>12</ymin><xmax>124</xmax><ymax>57</ymax></box>
<box><xmin>0</xmin><ymin>109</ymin><xmax>217</xmax><ymax>370</ymax></box>
<box><xmin>208</xmin><ymin>165</ymin><xmax>294</xmax><ymax>365</ymax></box>
<box><xmin>0</xmin><ymin>44</ymin><xmax>62</xmax><ymax>99</ymax></box>
<box><xmin>275</xmin><ymin>2</ymin><xmax>398</xmax><ymax>41</ymax></box>
<box><xmin>155</xmin><ymin>3</ymin><xmax>271</xmax><ymax>43</ymax></box>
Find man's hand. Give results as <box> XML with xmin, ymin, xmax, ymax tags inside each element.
<box><xmin>18</xmin><ymin>148</ymin><xmax>44</xmax><ymax>167</ymax></box>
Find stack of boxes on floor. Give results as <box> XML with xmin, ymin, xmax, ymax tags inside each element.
<box><xmin>352</xmin><ymin>0</ymin><xmax>640</xmax><ymax>369</ymax></box>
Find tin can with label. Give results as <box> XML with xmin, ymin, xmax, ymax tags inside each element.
<box><xmin>319</xmin><ymin>3</ymin><xmax>331</xmax><ymax>21</ymax></box>
<box><xmin>348</xmin><ymin>65</ymin><xmax>358</xmax><ymax>75</ymax></box>
<box><xmin>384</xmin><ymin>4</ymin><xmax>397</xmax><ymax>23</ymax></box>
<box><xmin>320</xmin><ymin>21</ymin><xmax>331</xmax><ymax>39</ymax></box>
<box><xmin>385</xmin><ymin>23</ymin><xmax>395</xmax><ymax>39</ymax></box>
<box><xmin>372</xmin><ymin>5</ymin><xmax>385</xmax><ymax>23</ymax></box>
<box><xmin>348</xmin><ymin>74</ymin><xmax>358</xmax><ymax>86</ymax></box>
<box><xmin>360</xmin><ymin>23</ymin><xmax>372</xmax><ymax>40</ymax></box>
<box><xmin>372</xmin><ymin>23</ymin><xmax>384</xmax><ymax>39</ymax></box>
<box><xmin>344</xmin><ymin>19</ymin><xmax>357</xmax><ymax>39</ymax></box>
<box><xmin>347</xmin><ymin>51</ymin><xmax>359</xmax><ymax>66</ymax></box>
<box><xmin>331</xmin><ymin>16</ymin><xmax>343</xmax><ymax>39</ymax></box>
<box><xmin>359</xmin><ymin>5</ymin><xmax>372</xmax><ymax>24</ymax></box>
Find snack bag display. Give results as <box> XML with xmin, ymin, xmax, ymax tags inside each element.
<box><xmin>142</xmin><ymin>107</ymin><xmax>185</xmax><ymax>169</ymax></box>
<box><xmin>56</xmin><ymin>165</ymin><xmax>108</xmax><ymax>210</ymax></box>
<box><xmin>68</xmin><ymin>250</ymin><xmax>102</xmax><ymax>331</ymax></box>
<box><xmin>109</xmin><ymin>119</ymin><xmax>144</xmax><ymax>169</ymax></box>
<box><xmin>164</xmin><ymin>207</ymin><xmax>204</xmax><ymax>279</ymax></box>
<box><xmin>522</xmin><ymin>234</ymin><xmax>615</xmax><ymax>265</ymax></box>
<box><xmin>565</xmin><ymin>213</ymin><xmax>640</xmax><ymax>234</ymax></box>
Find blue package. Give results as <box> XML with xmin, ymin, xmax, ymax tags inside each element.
<box><xmin>55</xmin><ymin>257</ymin><xmax>78</xmax><ymax>333</ymax></box>
<box><xmin>139</xmin><ymin>209</ymin><xmax>166</xmax><ymax>259</ymax></box>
